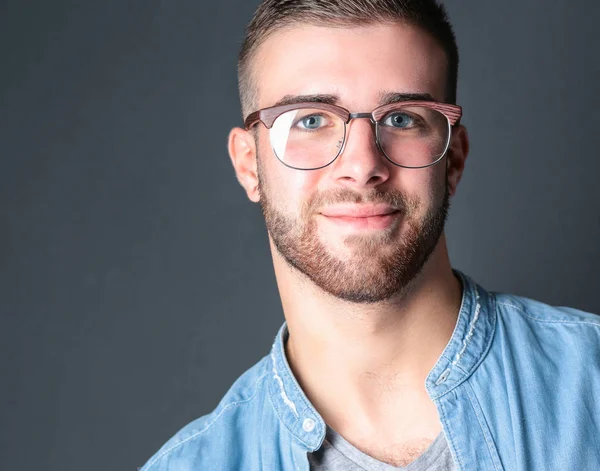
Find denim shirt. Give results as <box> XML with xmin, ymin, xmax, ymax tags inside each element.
<box><xmin>139</xmin><ymin>270</ymin><xmax>600</xmax><ymax>470</ymax></box>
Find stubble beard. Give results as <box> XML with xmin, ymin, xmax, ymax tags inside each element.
<box><xmin>258</xmin><ymin>159</ymin><xmax>450</xmax><ymax>304</ymax></box>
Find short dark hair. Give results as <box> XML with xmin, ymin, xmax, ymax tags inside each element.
<box><xmin>237</xmin><ymin>0</ymin><xmax>459</xmax><ymax>118</ymax></box>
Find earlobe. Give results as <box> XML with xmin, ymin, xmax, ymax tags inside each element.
<box><xmin>228</xmin><ymin>127</ymin><xmax>261</xmax><ymax>202</ymax></box>
<box><xmin>446</xmin><ymin>125</ymin><xmax>469</xmax><ymax>196</ymax></box>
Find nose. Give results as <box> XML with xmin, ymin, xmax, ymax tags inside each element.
<box><xmin>329</xmin><ymin>117</ymin><xmax>391</xmax><ymax>188</ymax></box>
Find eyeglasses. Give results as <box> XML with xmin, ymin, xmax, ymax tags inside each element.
<box><xmin>244</xmin><ymin>101</ymin><xmax>462</xmax><ymax>170</ymax></box>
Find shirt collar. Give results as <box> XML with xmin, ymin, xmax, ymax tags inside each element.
<box><xmin>266</xmin><ymin>269</ymin><xmax>496</xmax><ymax>451</ymax></box>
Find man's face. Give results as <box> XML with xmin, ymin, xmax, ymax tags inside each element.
<box><xmin>252</xmin><ymin>23</ymin><xmax>452</xmax><ymax>303</ymax></box>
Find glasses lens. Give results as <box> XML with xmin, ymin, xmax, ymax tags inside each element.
<box><xmin>377</xmin><ymin>106</ymin><xmax>450</xmax><ymax>167</ymax></box>
<box><xmin>270</xmin><ymin>108</ymin><xmax>345</xmax><ymax>169</ymax></box>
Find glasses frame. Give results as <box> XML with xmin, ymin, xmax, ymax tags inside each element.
<box><xmin>244</xmin><ymin>100</ymin><xmax>463</xmax><ymax>170</ymax></box>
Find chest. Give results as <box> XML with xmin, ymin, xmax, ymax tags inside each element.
<box><xmin>351</xmin><ymin>435</ymin><xmax>437</xmax><ymax>467</ymax></box>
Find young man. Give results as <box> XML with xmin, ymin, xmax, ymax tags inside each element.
<box><xmin>140</xmin><ymin>1</ymin><xmax>600</xmax><ymax>469</ymax></box>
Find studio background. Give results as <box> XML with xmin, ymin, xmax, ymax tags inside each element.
<box><xmin>1</xmin><ymin>1</ymin><xmax>599</xmax><ymax>470</ymax></box>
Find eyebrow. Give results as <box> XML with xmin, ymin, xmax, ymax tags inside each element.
<box><xmin>378</xmin><ymin>91</ymin><xmax>436</xmax><ymax>105</ymax></box>
<box><xmin>270</xmin><ymin>92</ymin><xmax>437</xmax><ymax>108</ymax></box>
<box><xmin>272</xmin><ymin>94</ymin><xmax>338</xmax><ymax>107</ymax></box>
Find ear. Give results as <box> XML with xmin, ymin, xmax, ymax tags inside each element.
<box><xmin>228</xmin><ymin>127</ymin><xmax>261</xmax><ymax>203</ymax></box>
<box><xmin>446</xmin><ymin>125</ymin><xmax>469</xmax><ymax>197</ymax></box>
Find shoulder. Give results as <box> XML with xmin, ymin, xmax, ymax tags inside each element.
<box><xmin>139</xmin><ymin>355</ymin><xmax>271</xmax><ymax>471</ymax></box>
<box><xmin>492</xmin><ymin>291</ymin><xmax>600</xmax><ymax>349</ymax></box>
<box><xmin>495</xmin><ymin>292</ymin><xmax>600</xmax><ymax>326</ymax></box>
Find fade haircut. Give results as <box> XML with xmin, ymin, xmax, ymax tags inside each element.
<box><xmin>237</xmin><ymin>0</ymin><xmax>459</xmax><ymax>118</ymax></box>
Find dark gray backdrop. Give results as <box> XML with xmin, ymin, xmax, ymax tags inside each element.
<box><xmin>1</xmin><ymin>1</ymin><xmax>599</xmax><ymax>470</ymax></box>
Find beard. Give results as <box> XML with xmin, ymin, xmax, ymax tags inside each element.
<box><xmin>258</xmin><ymin>159</ymin><xmax>450</xmax><ymax>304</ymax></box>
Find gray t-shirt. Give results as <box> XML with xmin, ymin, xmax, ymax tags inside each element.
<box><xmin>308</xmin><ymin>426</ymin><xmax>458</xmax><ymax>470</ymax></box>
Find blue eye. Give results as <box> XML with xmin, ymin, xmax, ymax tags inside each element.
<box><xmin>383</xmin><ymin>112</ymin><xmax>415</xmax><ymax>128</ymax></box>
<box><xmin>298</xmin><ymin>115</ymin><xmax>324</xmax><ymax>130</ymax></box>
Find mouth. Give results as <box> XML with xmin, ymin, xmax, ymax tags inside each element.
<box><xmin>319</xmin><ymin>205</ymin><xmax>401</xmax><ymax>230</ymax></box>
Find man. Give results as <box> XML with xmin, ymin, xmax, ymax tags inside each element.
<box><xmin>140</xmin><ymin>0</ymin><xmax>600</xmax><ymax>469</ymax></box>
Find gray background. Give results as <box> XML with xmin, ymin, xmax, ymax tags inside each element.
<box><xmin>1</xmin><ymin>0</ymin><xmax>599</xmax><ymax>470</ymax></box>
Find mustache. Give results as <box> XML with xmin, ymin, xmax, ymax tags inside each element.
<box><xmin>304</xmin><ymin>188</ymin><xmax>417</xmax><ymax>215</ymax></box>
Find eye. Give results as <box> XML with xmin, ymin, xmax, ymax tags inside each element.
<box><xmin>295</xmin><ymin>114</ymin><xmax>326</xmax><ymax>130</ymax></box>
<box><xmin>381</xmin><ymin>112</ymin><xmax>415</xmax><ymax>129</ymax></box>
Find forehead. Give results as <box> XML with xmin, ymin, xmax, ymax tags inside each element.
<box><xmin>252</xmin><ymin>22</ymin><xmax>448</xmax><ymax>110</ymax></box>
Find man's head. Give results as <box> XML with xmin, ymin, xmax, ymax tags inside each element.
<box><xmin>228</xmin><ymin>1</ymin><xmax>469</xmax><ymax>304</ymax></box>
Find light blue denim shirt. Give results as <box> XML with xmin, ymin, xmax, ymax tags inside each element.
<box><xmin>139</xmin><ymin>270</ymin><xmax>600</xmax><ymax>470</ymax></box>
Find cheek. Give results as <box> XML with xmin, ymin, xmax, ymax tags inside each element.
<box><xmin>258</xmin><ymin>135</ymin><xmax>320</xmax><ymax>214</ymax></box>
<box><xmin>392</xmin><ymin>166</ymin><xmax>445</xmax><ymax>213</ymax></box>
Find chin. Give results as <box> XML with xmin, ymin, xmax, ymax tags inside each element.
<box><xmin>322</xmin><ymin>230</ymin><xmax>399</xmax><ymax>258</ymax></box>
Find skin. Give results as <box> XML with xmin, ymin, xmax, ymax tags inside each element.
<box><xmin>228</xmin><ymin>23</ymin><xmax>469</xmax><ymax>466</ymax></box>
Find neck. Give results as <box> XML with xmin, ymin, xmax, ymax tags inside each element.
<box><xmin>271</xmin><ymin>233</ymin><xmax>462</xmax><ymax>435</ymax></box>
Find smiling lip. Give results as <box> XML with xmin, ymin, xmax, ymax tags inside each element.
<box><xmin>319</xmin><ymin>205</ymin><xmax>401</xmax><ymax>230</ymax></box>
<box><xmin>320</xmin><ymin>204</ymin><xmax>399</xmax><ymax>218</ymax></box>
